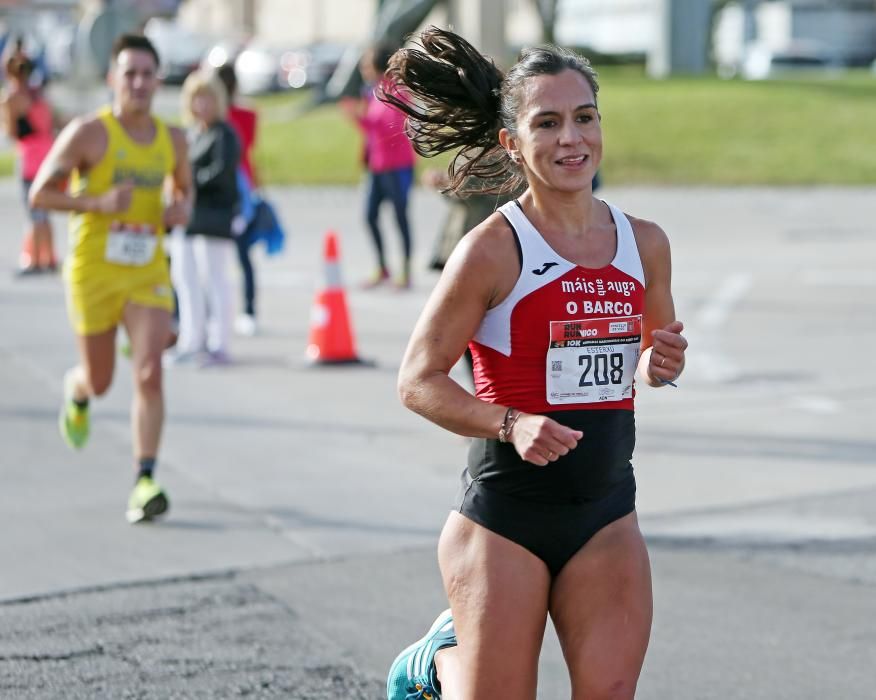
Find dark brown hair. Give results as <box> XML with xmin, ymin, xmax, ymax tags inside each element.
<box><xmin>370</xmin><ymin>43</ymin><xmax>396</xmax><ymax>74</ymax></box>
<box><xmin>380</xmin><ymin>27</ymin><xmax>598</xmax><ymax>195</ymax></box>
<box><xmin>5</xmin><ymin>55</ymin><xmax>33</xmax><ymax>80</ymax></box>
<box><xmin>216</xmin><ymin>62</ymin><xmax>237</xmax><ymax>99</ymax></box>
<box><xmin>111</xmin><ymin>34</ymin><xmax>160</xmax><ymax>68</ymax></box>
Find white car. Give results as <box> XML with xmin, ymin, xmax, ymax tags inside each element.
<box><xmin>234</xmin><ymin>43</ymin><xmax>291</xmax><ymax>95</ymax></box>
<box><xmin>741</xmin><ymin>43</ymin><xmax>842</xmax><ymax>80</ymax></box>
<box><xmin>233</xmin><ymin>41</ymin><xmax>349</xmax><ymax>96</ymax></box>
<box><xmin>144</xmin><ymin>17</ymin><xmax>213</xmax><ymax>84</ymax></box>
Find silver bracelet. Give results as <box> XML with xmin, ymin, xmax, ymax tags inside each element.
<box><xmin>498</xmin><ymin>407</ymin><xmax>519</xmax><ymax>443</ymax></box>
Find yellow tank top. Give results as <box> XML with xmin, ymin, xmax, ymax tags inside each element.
<box><xmin>67</xmin><ymin>107</ymin><xmax>175</xmax><ymax>275</ymax></box>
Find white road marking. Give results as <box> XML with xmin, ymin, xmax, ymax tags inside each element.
<box><xmin>695</xmin><ymin>272</ymin><xmax>753</xmax><ymax>329</ymax></box>
<box><xmin>790</xmin><ymin>395</ymin><xmax>842</xmax><ymax>415</ymax></box>
<box><xmin>684</xmin><ymin>273</ymin><xmax>753</xmax><ymax>383</ymax></box>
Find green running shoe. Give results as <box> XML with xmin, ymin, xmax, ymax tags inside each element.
<box><xmin>58</xmin><ymin>373</ymin><xmax>90</xmax><ymax>450</ymax></box>
<box><xmin>126</xmin><ymin>476</ymin><xmax>169</xmax><ymax>524</ymax></box>
<box><xmin>387</xmin><ymin>609</ymin><xmax>456</xmax><ymax>700</ymax></box>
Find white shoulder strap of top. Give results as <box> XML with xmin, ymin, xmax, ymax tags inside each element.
<box><xmin>606</xmin><ymin>202</ymin><xmax>646</xmax><ymax>287</ymax></box>
<box><xmin>497</xmin><ymin>200</ymin><xmax>528</xmax><ymax>239</ymax></box>
<box><xmin>497</xmin><ymin>200</ymin><xmax>557</xmax><ymax>264</ymax></box>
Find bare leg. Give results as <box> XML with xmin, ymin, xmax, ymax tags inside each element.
<box><xmin>71</xmin><ymin>326</ymin><xmax>118</xmax><ymax>399</ymax></box>
<box><xmin>436</xmin><ymin>511</ymin><xmax>551</xmax><ymax>700</ymax></box>
<box><xmin>549</xmin><ymin>512</ymin><xmax>653</xmax><ymax>700</ymax></box>
<box><xmin>123</xmin><ymin>304</ymin><xmax>171</xmax><ymax>465</ymax></box>
<box><xmin>32</xmin><ymin>220</ymin><xmax>55</xmax><ymax>267</ymax></box>
<box><xmin>19</xmin><ymin>228</ymin><xmax>35</xmax><ymax>269</ymax></box>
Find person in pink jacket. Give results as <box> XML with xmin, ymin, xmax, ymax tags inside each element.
<box><xmin>2</xmin><ymin>49</ymin><xmax>58</xmax><ymax>274</ymax></box>
<box><xmin>342</xmin><ymin>45</ymin><xmax>416</xmax><ymax>289</ymax></box>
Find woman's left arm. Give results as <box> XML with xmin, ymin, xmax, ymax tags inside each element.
<box><xmin>633</xmin><ymin>218</ymin><xmax>688</xmax><ymax>387</ymax></box>
<box><xmin>192</xmin><ymin>124</ymin><xmax>233</xmax><ymax>188</ymax></box>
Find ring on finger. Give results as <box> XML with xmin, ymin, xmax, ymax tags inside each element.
<box><xmin>660</xmin><ymin>356</ymin><xmax>667</xmax><ymax>367</ymax></box>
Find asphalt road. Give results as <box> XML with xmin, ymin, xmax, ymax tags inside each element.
<box><xmin>1</xmin><ymin>182</ymin><xmax>874</xmax><ymax>698</ymax></box>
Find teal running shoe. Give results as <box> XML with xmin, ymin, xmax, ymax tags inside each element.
<box><xmin>59</xmin><ymin>371</ymin><xmax>89</xmax><ymax>449</ymax></box>
<box><xmin>387</xmin><ymin>609</ymin><xmax>456</xmax><ymax>700</ymax></box>
<box><xmin>126</xmin><ymin>476</ymin><xmax>169</xmax><ymax>524</ymax></box>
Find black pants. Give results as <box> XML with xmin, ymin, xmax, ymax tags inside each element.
<box><xmin>235</xmin><ymin>228</ymin><xmax>256</xmax><ymax>316</ymax></box>
<box><xmin>365</xmin><ymin>167</ymin><xmax>413</xmax><ymax>270</ymax></box>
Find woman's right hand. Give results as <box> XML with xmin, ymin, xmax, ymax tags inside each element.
<box><xmin>510</xmin><ymin>412</ymin><xmax>583</xmax><ymax>467</ymax></box>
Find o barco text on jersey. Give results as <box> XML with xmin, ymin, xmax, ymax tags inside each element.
<box><xmin>559</xmin><ymin>276</ymin><xmax>637</xmax><ymax>317</ymax></box>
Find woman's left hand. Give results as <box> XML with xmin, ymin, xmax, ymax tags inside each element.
<box><xmin>648</xmin><ymin>320</ymin><xmax>687</xmax><ymax>384</ymax></box>
<box><xmin>163</xmin><ymin>201</ymin><xmax>190</xmax><ymax>228</ymax></box>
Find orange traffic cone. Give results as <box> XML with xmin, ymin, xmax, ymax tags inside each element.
<box><xmin>306</xmin><ymin>230</ymin><xmax>361</xmax><ymax>364</ymax></box>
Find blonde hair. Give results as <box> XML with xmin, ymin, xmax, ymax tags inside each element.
<box><xmin>180</xmin><ymin>69</ymin><xmax>228</xmax><ymax>125</ymax></box>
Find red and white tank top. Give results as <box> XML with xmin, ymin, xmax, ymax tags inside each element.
<box><xmin>470</xmin><ymin>200</ymin><xmax>646</xmax><ymax>414</ymax></box>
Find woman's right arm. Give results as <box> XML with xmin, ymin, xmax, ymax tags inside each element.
<box><xmin>398</xmin><ymin>216</ymin><xmax>582</xmax><ymax>465</ymax></box>
<box><xmin>397</xmin><ymin>218</ymin><xmax>505</xmax><ymax>437</ymax></box>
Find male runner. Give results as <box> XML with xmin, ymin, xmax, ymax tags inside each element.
<box><xmin>29</xmin><ymin>34</ymin><xmax>192</xmax><ymax>523</ymax></box>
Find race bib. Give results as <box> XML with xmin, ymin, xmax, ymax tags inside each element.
<box><xmin>546</xmin><ymin>315</ymin><xmax>642</xmax><ymax>405</ymax></box>
<box><xmin>105</xmin><ymin>222</ymin><xmax>158</xmax><ymax>266</ymax></box>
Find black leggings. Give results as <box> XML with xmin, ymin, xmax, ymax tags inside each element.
<box><xmin>365</xmin><ymin>167</ymin><xmax>413</xmax><ymax>270</ymax></box>
<box><xmin>235</xmin><ymin>229</ymin><xmax>256</xmax><ymax>316</ymax></box>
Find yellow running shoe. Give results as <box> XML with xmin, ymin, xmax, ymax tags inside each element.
<box><xmin>58</xmin><ymin>371</ymin><xmax>90</xmax><ymax>450</ymax></box>
<box><xmin>126</xmin><ymin>476</ymin><xmax>169</xmax><ymax>524</ymax></box>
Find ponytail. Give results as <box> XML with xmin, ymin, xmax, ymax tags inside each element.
<box><xmin>380</xmin><ymin>26</ymin><xmax>600</xmax><ymax>197</ymax></box>
<box><xmin>379</xmin><ymin>27</ymin><xmax>520</xmax><ymax>196</ymax></box>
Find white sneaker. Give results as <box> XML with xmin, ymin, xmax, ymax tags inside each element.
<box><xmin>234</xmin><ymin>314</ymin><xmax>257</xmax><ymax>337</ymax></box>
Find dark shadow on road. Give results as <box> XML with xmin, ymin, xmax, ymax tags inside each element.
<box><xmin>4</xmin><ymin>406</ymin><xmax>873</xmax><ymax>464</ymax></box>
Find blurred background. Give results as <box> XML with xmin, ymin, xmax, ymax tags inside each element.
<box><xmin>0</xmin><ymin>0</ymin><xmax>874</xmax><ymax>187</ymax></box>
<box><xmin>2</xmin><ymin>3</ymin><xmax>875</xmax><ymax>697</ymax></box>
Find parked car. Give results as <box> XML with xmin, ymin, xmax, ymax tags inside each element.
<box><xmin>234</xmin><ymin>42</ymin><xmax>290</xmax><ymax>95</ymax></box>
<box><xmin>280</xmin><ymin>41</ymin><xmax>348</xmax><ymax>89</ymax></box>
<box><xmin>144</xmin><ymin>17</ymin><xmax>213</xmax><ymax>84</ymax></box>
<box><xmin>741</xmin><ymin>43</ymin><xmax>843</xmax><ymax>80</ymax></box>
<box><xmin>233</xmin><ymin>40</ymin><xmax>350</xmax><ymax>95</ymax></box>
<box><xmin>203</xmin><ymin>38</ymin><xmax>247</xmax><ymax>71</ymax></box>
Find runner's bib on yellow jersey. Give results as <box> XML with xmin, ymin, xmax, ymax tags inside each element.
<box><xmin>104</xmin><ymin>222</ymin><xmax>158</xmax><ymax>266</ymax></box>
<box><xmin>67</xmin><ymin>107</ymin><xmax>175</xmax><ymax>272</ymax></box>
